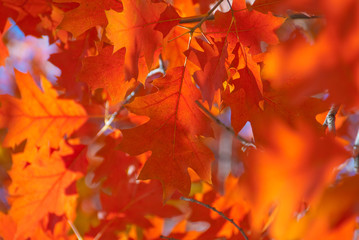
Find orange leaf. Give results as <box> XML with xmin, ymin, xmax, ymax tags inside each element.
<box><xmin>287</xmin><ymin>175</ymin><xmax>359</xmax><ymax>240</ymax></box>
<box><xmin>79</xmin><ymin>45</ymin><xmax>136</xmax><ymax>103</ymax></box>
<box><xmin>105</xmin><ymin>0</ymin><xmax>168</xmax><ymax>80</ymax></box>
<box><xmin>154</xmin><ymin>4</ymin><xmax>181</xmax><ymax>38</ymax></box>
<box><xmin>189</xmin><ymin>38</ymin><xmax>228</xmax><ymax>107</ymax></box>
<box><xmin>223</xmin><ymin>49</ymin><xmax>263</xmax><ymax>133</ymax></box>
<box><xmin>243</xmin><ymin>120</ymin><xmax>348</xmax><ymax>238</ymax></box>
<box><xmin>205</xmin><ymin>0</ymin><xmax>285</xmax><ymax>54</ymax></box>
<box><xmin>90</xmin><ymin>134</ymin><xmax>180</xmax><ymax>236</ymax></box>
<box><xmin>7</xmin><ymin>143</ymin><xmax>87</xmax><ymax>238</ymax></box>
<box><xmin>119</xmin><ymin>67</ymin><xmax>214</xmax><ymax>199</ymax></box>
<box><xmin>0</xmin><ymin>71</ymin><xmax>87</xmax><ymax>148</ymax></box>
<box><xmin>0</xmin><ymin>213</ymin><xmax>16</xmax><ymax>240</ymax></box>
<box><xmin>55</xmin><ymin>0</ymin><xmax>123</xmax><ymax>37</ymax></box>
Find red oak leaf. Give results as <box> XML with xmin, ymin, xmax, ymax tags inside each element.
<box><xmin>223</xmin><ymin>48</ymin><xmax>263</xmax><ymax>133</ymax></box>
<box><xmin>79</xmin><ymin>45</ymin><xmax>136</xmax><ymax>103</ymax></box>
<box><xmin>290</xmin><ymin>175</ymin><xmax>359</xmax><ymax>240</ymax></box>
<box><xmin>154</xmin><ymin>4</ymin><xmax>181</xmax><ymax>38</ymax></box>
<box><xmin>0</xmin><ymin>71</ymin><xmax>87</xmax><ymax>148</ymax></box>
<box><xmin>49</xmin><ymin>39</ymin><xmax>87</xmax><ymax>97</ymax></box>
<box><xmin>242</xmin><ymin>120</ymin><xmax>348</xmax><ymax>238</ymax></box>
<box><xmin>7</xmin><ymin>143</ymin><xmax>87</xmax><ymax>239</ymax></box>
<box><xmin>55</xmin><ymin>0</ymin><xmax>123</xmax><ymax>37</ymax></box>
<box><xmin>0</xmin><ymin>213</ymin><xmax>16</xmax><ymax>240</ymax></box>
<box><xmin>119</xmin><ymin>67</ymin><xmax>214</xmax><ymax>199</ymax></box>
<box><xmin>90</xmin><ymin>134</ymin><xmax>180</xmax><ymax>237</ymax></box>
<box><xmin>190</xmin><ymin>38</ymin><xmax>228</xmax><ymax>107</ymax></box>
<box><xmin>205</xmin><ymin>0</ymin><xmax>285</xmax><ymax>54</ymax></box>
<box><xmin>105</xmin><ymin>0</ymin><xmax>168</xmax><ymax>80</ymax></box>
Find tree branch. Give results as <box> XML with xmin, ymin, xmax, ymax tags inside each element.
<box><xmin>160</xmin><ymin>235</ymin><xmax>180</xmax><ymax>240</ymax></box>
<box><xmin>180</xmin><ymin>197</ymin><xmax>248</xmax><ymax>240</ymax></box>
<box><xmin>179</xmin><ymin>14</ymin><xmax>215</xmax><ymax>24</ymax></box>
<box><xmin>93</xmin><ymin>56</ymin><xmax>167</xmax><ymax>141</ymax></box>
<box><xmin>289</xmin><ymin>13</ymin><xmax>323</xmax><ymax>19</ymax></box>
<box><xmin>195</xmin><ymin>100</ymin><xmax>256</xmax><ymax>149</ymax></box>
<box><xmin>178</xmin><ymin>7</ymin><xmax>320</xmax><ymax>25</ymax></box>
<box><xmin>323</xmin><ymin>104</ymin><xmax>340</xmax><ymax>135</ymax></box>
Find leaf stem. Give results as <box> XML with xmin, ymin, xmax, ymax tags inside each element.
<box><xmin>180</xmin><ymin>197</ymin><xmax>249</xmax><ymax>240</ymax></box>
<box><xmin>195</xmin><ymin>100</ymin><xmax>256</xmax><ymax>149</ymax></box>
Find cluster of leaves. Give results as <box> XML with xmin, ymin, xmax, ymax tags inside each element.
<box><xmin>0</xmin><ymin>0</ymin><xmax>358</xmax><ymax>239</ymax></box>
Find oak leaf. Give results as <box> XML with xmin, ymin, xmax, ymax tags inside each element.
<box><xmin>7</xmin><ymin>143</ymin><xmax>87</xmax><ymax>238</ymax></box>
<box><xmin>91</xmin><ymin>134</ymin><xmax>180</xmax><ymax>237</ymax></box>
<box><xmin>55</xmin><ymin>0</ymin><xmax>123</xmax><ymax>37</ymax></box>
<box><xmin>288</xmin><ymin>175</ymin><xmax>359</xmax><ymax>240</ymax></box>
<box><xmin>242</xmin><ymin>120</ymin><xmax>348</xmax><ymax>238</ymax></box>
<box><xmin>205</xmin><ymin>0</ymin><xmax>285</xmax><ymax>54</ymax></box>
<box><xmin>0</xmin><ymin>213</ymin><xmax>16</xmax><ymax>240</ymax></box>
<box><xmin>49</xmin><ymin>39</ymin><xmax>86</xmax><ymax>97</ymax></box>
<box><xmin>119</xmin><ymin>67</ymin><xmax>214</xmax><ymax>199</ymax></box>
<box><xmin>79</xmin><ymin>45</ymin><xmax>136</xmax><ymax>103</ymax></box>
<box><xmin>0</xmin><ymin>71</ymin><xmax>87</xmax><ymax>148</ymax></box>
<box><xmin>105</xmin><ymin>0</ymin><xmax>170</xmax><ymax>80</ymax></box>
<box><xmin>189</xmin><ymin>38</ymin><xmax>228</xmax><ymax>107</ymax></box>
<box><xmin>154</xmin><ymin>4</ymin><xmax>181</xmax><ymax>38</ymax></box>
<box><xmin>223</xmin><ymin>48</ymin><xmax>263</xmax><ymax>133</ymax></box>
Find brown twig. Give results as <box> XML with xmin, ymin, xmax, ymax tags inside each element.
<box><xmin>323</xmin><ymin>104</ymin><xmax>340</xmax><ymax>135</ymax></box>
<box><xmin>195</xmin><ymin>100</ymin><xmax>256</xmax><ymax>149</ymax></box>
<box><xmin>93</xmin><ymin>84</ymin><xmax>141</xmax><ymax>140</ymax></box>
<box><xmin>174</xmin><ymin>0</ymin><xmax>224</xmax><ymax>42</ymax></box>
<box><xmin>289</xmin><ymin>13</ymin><xmax>323</xmax><ymax>19</ymax></box>
<box><xmin>93</xmin><ymin>55</ymin><xmax>167</xmax><ymax>141</ymax></box>
<box><xmin>179</xmin><ymin>14</ymin><xmax>215</xmax><ymax>24</ymax></box>
<box><xmin>160</xmin><ymin>235</ymin><xmax>181</xmax><ymax>240</ymax></box>
<box><xmin>180</xmin><ymin>197</ymin><xmax>248</xmax><ymax>240</ymax></box>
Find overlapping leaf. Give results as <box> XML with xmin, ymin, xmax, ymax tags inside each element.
<box><xmin>223</xmin><ymin>47</ymin><xmax>263</xmax><ymax>133</ymax></box>
<box><xmin>7</xmin><ymin>143</ymin><xmax>87</xmax><ymax>238</ymax></box>
<box><xmin>79</xmin><ymin>45</ymin><xmax>136</xmax><ymax>103</ymax></box>
<box><xmin>187</xmin><ymin>38</ymin><xmax>228</xmax><ymax>107</ymax></box>
<box><xmin>105</xmin><ymin>0</ymin><xmax>172</xmax><ymax>80</ymax></box>
<box><xmin>89</xmin><ymin>133</ymin><xmax>180</xmax><ymax>238</ymax></box>
<box><xmin>55</xmin><ymin>0</ymin><xmax>123</xmax><ymax>37</ymax></box>
<box><xmin>119</xmin><ymin>67</ymin><xmax>214</xmax><ymax>199</ymax></box>
<box><xmin>205</xmin><ymin>0</ymin><xmax>285</xmax><ymax>53</ymax></box>
<box><xmin>0</xmin><ymin>71</ymin><xmax>87</xmax><ymax>148</ymax></box>
<box><xmin>242</xmin><ymin>120</ymin><xmax>348</xmax><ymax>238</ymax></box>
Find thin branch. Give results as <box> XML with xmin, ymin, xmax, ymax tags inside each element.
<box><xmin>180</xmin><ymin>197</ymin><xmax>248</xmax><ymax>240</ymax></box>
<box><xmin>160</xmin><ymin>235</ymin><xmax>181</xmax><ymax>240</ymax></box>
<box><xmin>195</xmin><ymin>100</ymin><xmax>256</xmax><ymax>149</ymax></box>
<box><xmin>289</xmin><ymin>13</ymin><xmax>323</xmax><ymax>19</ymax></box>
<box><xmin>93</xmin><ymin>84</ymin><xmax>141</xmax><ymax>140</ymax></box>
<box><xmin>179</xmin><ymin>14</ymin><xmax>215</xmax><ymax>24</ymax></box>
<box><xmin>323</xmin><ymin>104</ymin><xmax>340</xmax><ymax>135</ymax></box>
<box><xmin>67</xmin><ymin>219</ymin><xmax>83</xmax><ymax>240</ymax></box>
<box><xmin>93</xmin><ymin>56</ymin><xmax>167</xmax><ymax>141</ymax></box>
<box><xmin>177</xmin><ymin>0</ymin><xmax>224</xmax><ymax>39</ymax></box>
<box><xmin>194</xmin><ymin>0</ymin><xmax>224</xmax><ymax>29</ymax></box>
<box><xmin>353</xmin><ymin>128</ymin><xmax>359</xmax><ymax>173</ymax></box>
